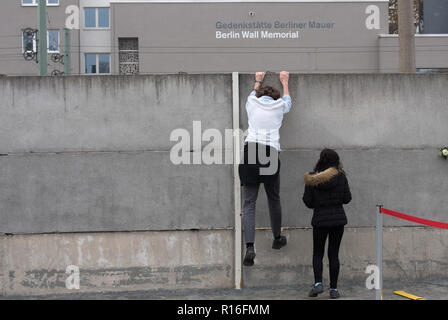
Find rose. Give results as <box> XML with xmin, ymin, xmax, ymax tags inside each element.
<box><xmin>440</xmin><ymin>147</ymin><xmax>448</xmax><ymax>159</ymax></box>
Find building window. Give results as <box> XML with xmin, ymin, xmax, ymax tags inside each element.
<box><xmin>85</xmin><ymin>54</ymin><xmax>110</xmax><ymax>74</ymax></box>
<box><xmin>98</xmin><ymin>8</ymin><xmax>110</xmax><ymax>28</ymax></box>
<box><xmin>84</xmin><ymin>8</ymin><xmax>110</xmax><ymax>28</ymax></box>
<box><xmin>85</xmin><ymin>54</ymin><xmax>96</xmax><ymax>73</ymax></box>
<box><xmin>98</xmin><ymin>54</ymin><xmax>110</xmax><ymax>73</ymax></box>
<box><xmin>22</xmin><ymin>30</ymin><xmax>37</xmax><ymax>53</ymax></box>
<box><xmin>417</xmin><ymin>68</ymin><xmax>448</xmax><ymax>74</ymax></box>
<box><xmin>22</xmin><ymin>29</ymin><xmax>58</xmax><ymax>53</ymax></box>
<box><xmin>22</xmin><ymin>0</ymin><xmax>59</xmax><ymax>6</ymax></box>
<box><xmin>119</xmin><ymin>38</ymin><xmax>139</xmax><ymax>75</ymax></box>
<box><xmin>48</xmin><ymin>30</ymin><xmax>59</xmax><ymax>53</ymax></box>
<box><xmin>84</xmin><ymin>8</ymin><xmax>96</xmax><ymax>28</ymax></box>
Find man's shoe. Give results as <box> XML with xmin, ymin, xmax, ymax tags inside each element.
<box><xmin>308</xmin><ymin>283</ymin><xmax>324</xmax><ymax>297</ymax></box>
<box><xmin>329</xmin><ymin>288</ymin><xmax>340</xmax><ymax>299</ymax></box>
<box><xmin>272</xmin><ymin>235</ymin><xmax>287</xmax><ymax>249</ymax></box>
<box><xmin>243</xmin><ymin>246</ymin><xmax>256</xmax><ymax>266</ymax></box>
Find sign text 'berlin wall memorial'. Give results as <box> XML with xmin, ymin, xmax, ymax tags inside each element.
<box><xmin>215</xmin><ymin>20</ymin><xmax>336</xmax><ymax>39</ymax></box>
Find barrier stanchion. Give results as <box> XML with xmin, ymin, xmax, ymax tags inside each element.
<box><xmin>376</xmin><ymin>204</ymin><xmax>383</xmax><ymax>300</ymax></box>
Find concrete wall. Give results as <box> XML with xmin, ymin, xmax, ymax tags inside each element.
<box><xmin>1</xmin><ymin>73</ymin><xmax>448</xmax><ymax>296</ymax></box>
<box><xmin>243</xmin><ymin>227</ymin><xmax>448</xmax><ymax>288</ymax></box>
<box><xmin>0</xmin><ymin>75</ymin><xmax>233</xmax><ymax>233</ymax></box>
<box><xmin>3</xmin><ymin>227</ymin><xmax>447</xmax><ymax>296</ymax></box>
<box><xmin>0</xmin><ymin>229</ymin><xmax>234</xmax><ymax>296</ymax></box>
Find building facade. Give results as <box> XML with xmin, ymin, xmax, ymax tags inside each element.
<box><xmin>80</xmin><ymin>0</ymin><xmax>112</xmax><ymax>75</ymax></box>
<box><xmin>0</xmin><ymin>0</ymin><xmax>81</xmax><ymax>76</ymax></box>
<box><xmin>0</xmin><ymin>0</ymin><xmax>448</xmax><ymax>76</ymax></box>
<box><xmin>0</xmin><ymin>0</ymin><xmax>112</xmax><ymax>76</ymax></box>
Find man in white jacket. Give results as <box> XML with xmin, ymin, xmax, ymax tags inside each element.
<box><xmin>239</xmin><ymin>71</ymin><xmax>291</xmax><ymax>267</ymax></box>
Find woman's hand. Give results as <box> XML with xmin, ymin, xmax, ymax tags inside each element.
<box><xmin>255</xmin><ymin>72</ymin><xmax>265</xmax><ymax>82</ymax></box>
<box><xmin>279</xmin><ymin>71</ymin><xmax>289</xmax><ymax>84</ymax></box>
<box><xmin>279</xmin><ymin>71</ymin><xmax>290</xmax><ymax>96</ymax></box>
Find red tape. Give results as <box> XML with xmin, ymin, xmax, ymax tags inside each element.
<box><xmin>380</xmin><ymin>208</ymin><xmax>448</xmax><ymax>230</ymax></box>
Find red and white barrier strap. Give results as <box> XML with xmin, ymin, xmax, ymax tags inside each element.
<box><xmin>380</xmin><ymin>207</ymin><xmax>448</xmax><ymax>230</ymax></box>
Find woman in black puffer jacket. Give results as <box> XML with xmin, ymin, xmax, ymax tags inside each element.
<box><xmin>302</xmin><ymin>148</ymin><xmax>351</xmax><ymax>299</ymax></box>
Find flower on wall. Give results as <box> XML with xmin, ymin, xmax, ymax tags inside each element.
<box><xmin>440</xmin><ymin>147</ymin><xmax>448</xmax><ymax>160</ymax></box>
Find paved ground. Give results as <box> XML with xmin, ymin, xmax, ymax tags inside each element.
<box><xmin>2</xmin><ymin>280</ymin><xmax>447</xmax><ymax>300</ymax></box>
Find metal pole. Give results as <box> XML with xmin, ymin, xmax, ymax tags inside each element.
<box><xmin>376</xmin><ymin>204</ymin><xmax>383</xmax><ymax>300</ymax></box>
<box><xmin>64</xmin><ymin>28</ymin><xmax>71</xmax><ymax>75</ymax></box>
<box><xmin>232</xmin><ymin>72</ymin><xmax>242</xmax><ymax>289</ymax></box>
<box><xmin>38</xmin><ymin>0</ymin><xmax>47</xmax><ymax>76</ymax></box>
<box><xmin>398</xmin><ymin>0</ymin><xmax>416</xmax><ymax>72</ymax></box>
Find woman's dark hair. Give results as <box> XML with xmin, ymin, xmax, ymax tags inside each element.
<box><xmin>313</xmin><ymin>148</ymin><xmax>342</xmax><ymax>173</ymax></box>
<box><xmin>256</xmin><ymin>85</ymin><xmax>281</xmax><ymax>100</ymax></box>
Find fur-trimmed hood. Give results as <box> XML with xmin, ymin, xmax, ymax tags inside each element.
<box><xmin>304</xmin><ymin>167</ymin><xmax>342</xmax><ymax>187</ymax></box>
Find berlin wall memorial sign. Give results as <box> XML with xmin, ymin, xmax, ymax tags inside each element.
<box><xmin>215</xmin><ymin>20</ymin><xmax>335</xmax><ymax>39</ymax></box>
<box><xmin>111</xmin><ymin>1</ymin><xmax>389</xmax><ymax>72</ymax></box>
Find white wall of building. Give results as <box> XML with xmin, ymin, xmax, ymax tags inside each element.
<box><xmin>80</xmin><ymin>0</ymin><xmax>111</xmax><ymax>74</ymax></box>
